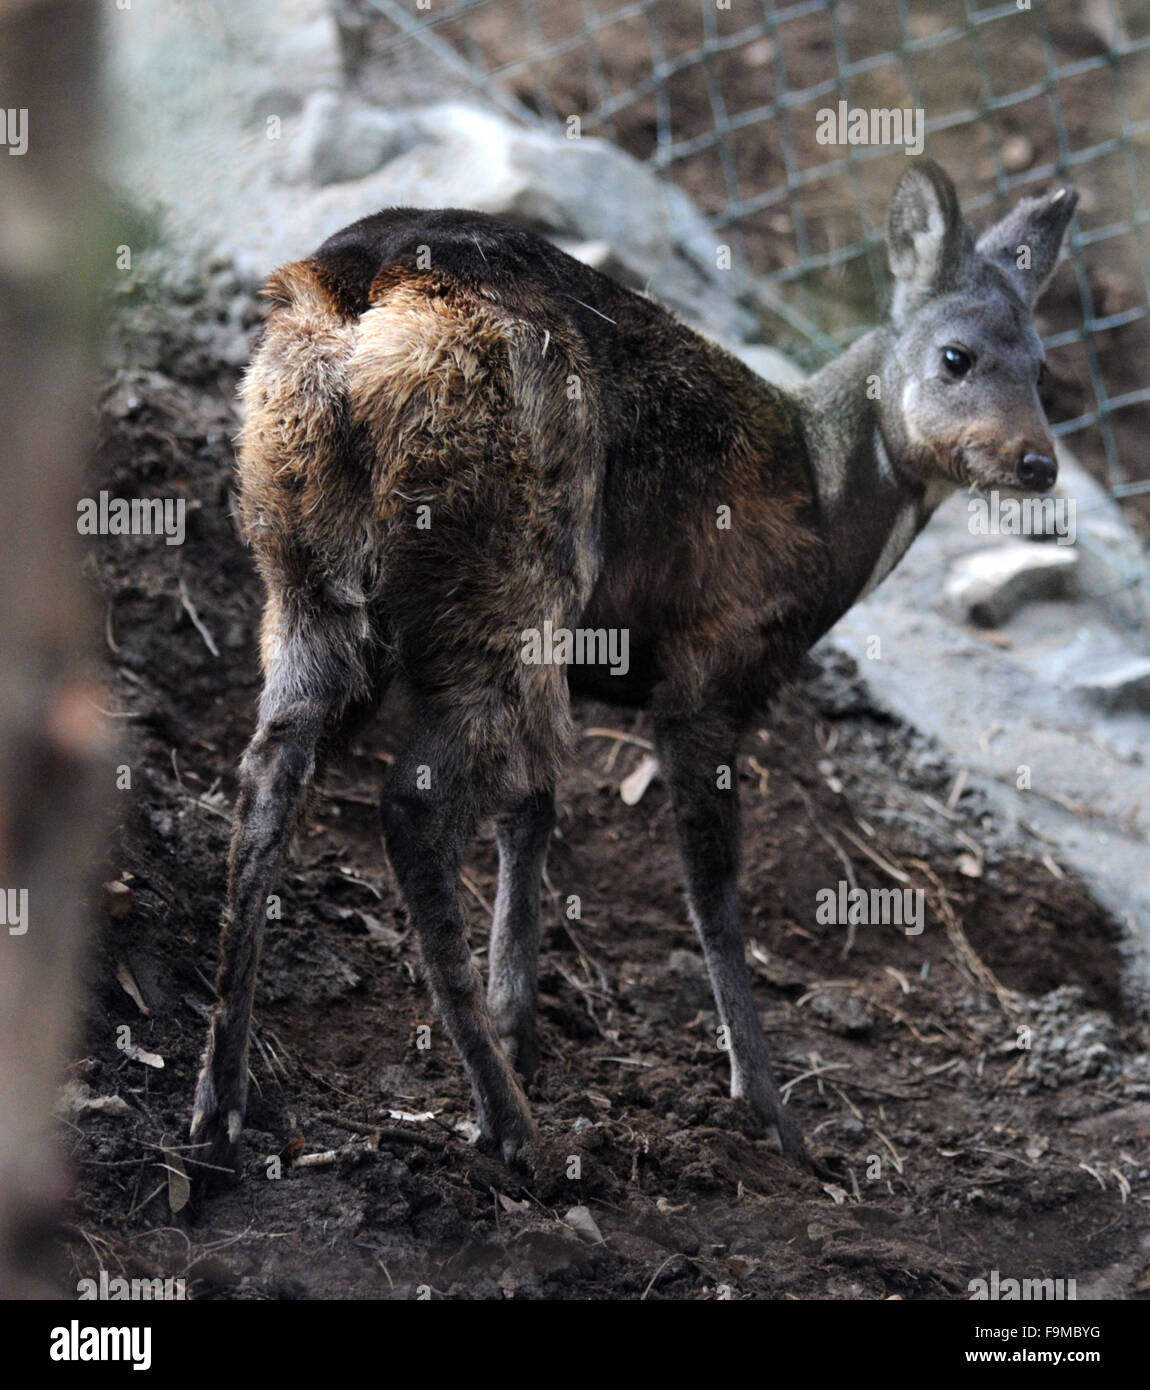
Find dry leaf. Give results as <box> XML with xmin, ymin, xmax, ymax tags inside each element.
<box><xmin>124</xmin><ymin>1043</ymin><xmax>164</xmax><ymax>1069</ymax></box>
<box><xmin>54</xmin><ymin>1080</ymin><xmax>130</xmax><ymax>1119</ymax></box>
<box><xmin>620</xmin><ymin>754</ymin><xmax>659</xmax><ymax>806</ymax></box>
<box><xmin>361</xmin><ymin>914</ymin><xmax>403</xmax><ymax>947</ymax></box>
<box><xmin>497</xmin><ymin>1193</ymin><xmax>531</xmax><ymax>1214</ymax></box>
<box><xmin>564</xmin><ymin>1205</ymin><xmax>604</xmax><ymax>1244</ymax></box>
<box><xmin>294</xmin><ymin>1150</ymin><xmax>338</xmax><ymax>1168</ymax></box>
<box><xmin>115</xmin><ymin>961</ymin><xmax>149</xmax><ymax>1015</ymax></box>
<box><xmin>165</xmin><ymin>1150</ymin><xmax>190</xmax><ymax>1214</ymax></box>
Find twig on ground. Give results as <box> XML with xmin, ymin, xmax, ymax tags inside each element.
<box><xmin>910</xmin><ymin>858</ymin><xmax>1021</xmax><ymax>1015</ymax></box>
<box><xmin>460</xmin><ymin>871</ymin><xmax>494</xmax><ymax>917</ymax></box>
<box><xmin>583</xmin><ymin>727</ymin><xmax>655</xmax><ymax>752</ymax></box>
<box><xmin>314</xmin><ymin>1112</ymin><xmax>446</xmax><ymax>1149</ymax></box>
<box><xmin>839</xmin><ymin>824</ymin><xmax>909</xmax><ymax>884</ymax></box>
<box><xmin>641</xmin><ymin>1251</ymin><xmax>685</xmax><ymax>1300</ymax></box>
<box><xmin>792</xmin><ymin>778</ymin><xmax>861</xmax><ymax>956</ymax></box>
<box><xmin>780</xmin><ymin>1060</ymin><xmax>849</xmax><ymax>1100</ymax></box>
<box><xmin>178</xmin><ymin>577</ymin><xmax>219</xmax><ymax>657</ymax></box>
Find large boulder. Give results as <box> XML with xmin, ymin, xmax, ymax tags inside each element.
<box><xmin>268</xmin><ymin>96</ymin><xmax>756</xmax><ymax>339</ymax></box>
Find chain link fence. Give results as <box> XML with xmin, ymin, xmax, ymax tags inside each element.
<box><xmin>343</xmin><ymin>0</ymin><xmax>1150</xmax><ymax>521</ymax></box>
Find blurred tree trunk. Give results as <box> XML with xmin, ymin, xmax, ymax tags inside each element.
<box><xmin>0</xmin><ymin>0</ymin><xmax>109</xmax><ymax>1298</ymax></box>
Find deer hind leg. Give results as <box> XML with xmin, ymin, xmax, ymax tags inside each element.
<box><xmin>654</xmin><ymin>700</ymin><xmax>812</xmax><ymax>1169</ymax></box>
<box><xmin>379</xmin><ymin>697</ymin><xmax>555</xmax><ymax>1162</ymax></box>
<box><xmin>191</xmin><ymin>604</ymin><xmax>377</xmax><ymax>1180</ymax></box>
<box><xmin>487</xmin><ymin>787</ymin><xmax>556</xmax><ymax>1082</ymax></box>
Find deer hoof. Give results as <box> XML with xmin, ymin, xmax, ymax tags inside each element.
<box><xmin>189</xmin><ymin>1071</ymin><xmax>244</xmax><ymax>1184</ymax></box>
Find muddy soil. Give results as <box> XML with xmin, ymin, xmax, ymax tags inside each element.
<box><xmin>53</xmin><ymin>262</ymin><xmax>1150</xmax><ymax>1301</ymax></box>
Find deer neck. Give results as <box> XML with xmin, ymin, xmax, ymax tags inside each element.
<box><xmin>794</xmin><ymin>326</ymin><xmax>955</xmax><ymax>631</ymax></box>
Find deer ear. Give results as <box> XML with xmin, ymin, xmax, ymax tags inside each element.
<box><xmin>886</xmin><ymin>159</ymin><xmax>973</xmax><ymax>320</ymax></box>
<box><xmin>975</xmin><ymin>185</ymin><xmax>1078</xmax><ymax>306</ymax></box>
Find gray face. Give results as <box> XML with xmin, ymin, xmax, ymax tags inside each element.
<box><xmin>891</xmin><ymin>271</ymin><xmax>1055</xmax><ymax>492</ymax></box>
<box><xmin>881</xmin><ymin>160</ymin><xmax>1077</xmax><ymax>496</ymax></box>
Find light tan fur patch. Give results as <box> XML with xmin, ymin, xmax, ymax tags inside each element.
<box><xmin>348</xmin><ymin>278</ymin><xmax>518</xmax><ymax>518</ymax></box>
<box><xmin>238</xmin><ymin>260</ymin><xmax>358</xmax><ymax>541</ymax></box>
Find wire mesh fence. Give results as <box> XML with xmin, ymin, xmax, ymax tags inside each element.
<box><xmin>348</xmin><ymin>0</ymin><xmax>1150</xmax><ymax>518</ymax></box>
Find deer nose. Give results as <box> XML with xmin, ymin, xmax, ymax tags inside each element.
<box><xmin>1017</xmin><ymin>451</ymin><xmax>1057</xmax><ymax>492</ymax></box>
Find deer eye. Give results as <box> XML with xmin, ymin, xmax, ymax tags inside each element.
<box><xmin>942</xmin><ymin>345</ymin><xmax>973</xmax><ymax>377</ymax></box>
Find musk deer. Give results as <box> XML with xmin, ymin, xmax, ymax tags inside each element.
<box><xmin>190</xmin><ymin>159</ymin><xmax>1076</xmax><ymax>1179</ymax></box>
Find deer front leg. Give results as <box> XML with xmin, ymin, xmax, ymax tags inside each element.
<box><xmin>487</xmin><ymin>787</ymin><xmax>555</xmax><ymax>1082</ymax></box>
<box><xmin>190</xmin><ymin>697</ymin><xmax>325</xmax><ymax>1180</ymax></box>
<box><xmin>655</xmin><ymin>705</ymin><xmax>812</xmax><ymax>1169</ymax></box>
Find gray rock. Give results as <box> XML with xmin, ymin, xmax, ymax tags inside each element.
<box><xmin>726</xmin><ymin>341</ymin><xmax>809</xmax><ymax>390</ymax></box>
<box><xmin>265</xmin><ymin>3</ymin><xmax>342</xmax><ymax>97</ymax></box>
<box><xmin>1072</xmin><ymin>508</ymin><xmax>1150</xmax><ymax>637</ymax></box>
<box><xmin>1073</xmin><ymin>656</ymin><xmax>1150</xmax><ymax>713</ymax></box>
<box><xmin>303</xmin><ymin>103</ymin><xmax>677</xmax><ymax>263</ymax></box>
<box><xmin>554</xmin><ymin>239</ymin><xmax>646</xmax><ymax>291</ymax></box>
<box><xmin>283</xmin><ymin>103</ymin><xmax>754</xmax><ymax>340</ymax></box>
<box><xmin>1021</xmin><ymin>986</ymin><xmax>1119</xmax><ymax>1082</ymax></box>
<box><xmin>943</xmin><ymin>542</ymin><xmax>1079</xmax><ymax>627</ymax></box>
<box><xmin>284</xmin><ymin>91</ymin><xmax>423</xmax><ymax>185</ymax></box>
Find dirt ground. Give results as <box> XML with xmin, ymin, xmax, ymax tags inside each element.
<box><xmin>51</xmin><ymin>259</ymin><xmax>1150</xmax><ymax>1302</ymax></box>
